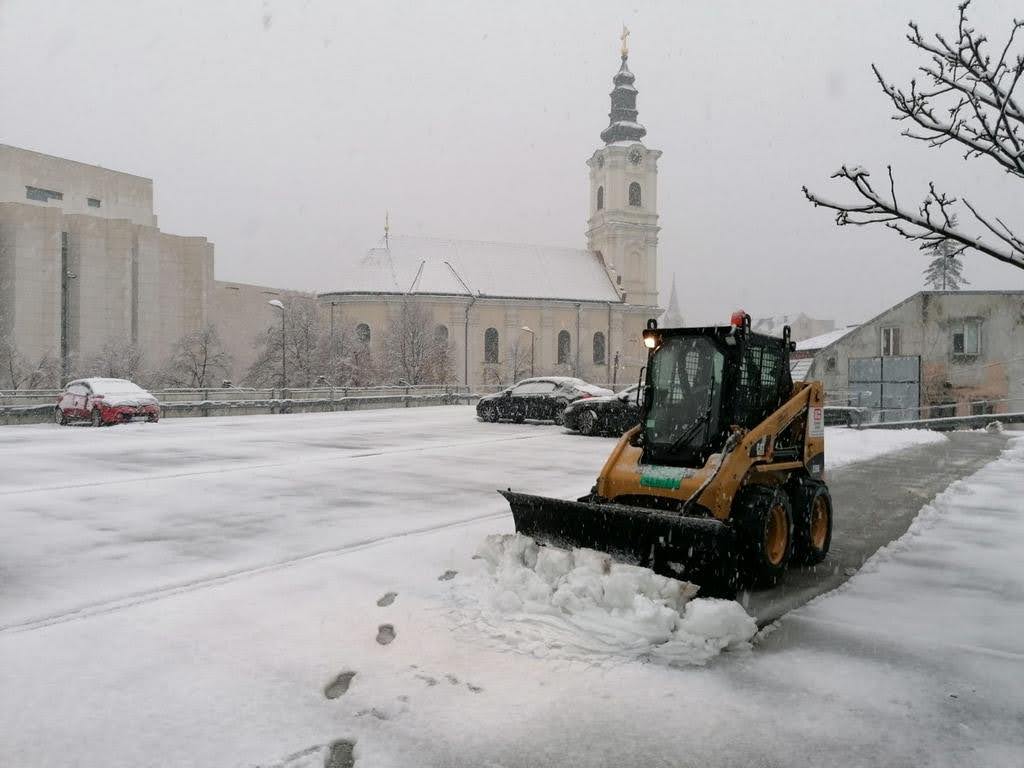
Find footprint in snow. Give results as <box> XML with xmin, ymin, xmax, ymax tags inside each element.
<box><xmin>324</xmin><ymin>739</ymin><xmax>356</xmax><ymax>768</ymax></box>
<box><xmin>376</xmin><ymin>591</ymin><xmax>397</xmax><ymax>607</ymax></box>
<box><xmin>376</xmin><ymin>624</ymin><xmax>396</xmax><ymax>645</ymax></box>
<box><xmin>445</xmin><ymin>673</ymin><xmax>460</xmax><ymax>685</ymax></box>
<box><xmin>438</xmin><ymin>570</ymin><xmax>458</xmax><ymax>581</ymax></box>
<box><xmin>323</xmin><ymin>671</ymin><xmax>356</xmax><ymax>700</ymax></box>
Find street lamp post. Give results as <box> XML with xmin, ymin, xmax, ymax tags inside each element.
<box><xmin>520</xmin><ymin>326</ymin><xmax>535</xmax><ymax>378</ymax></box>
<box><xmin>268</xmin><ymin>300</ymin><xmax>286</xmax><ymax>389</ymax></box>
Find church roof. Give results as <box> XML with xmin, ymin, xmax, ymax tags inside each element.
<box><xmin>601</xmin><ymin>54</ymin><xmax>647</xmax><ymax>144</ymax></box>
<box><xmin>328</xmin><ymin>235</ymin><xmax>623</xmax><ymax>303</ymax></box>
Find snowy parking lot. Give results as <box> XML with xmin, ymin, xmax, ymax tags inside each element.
<box><xmin>1</xmin><ymin>408</ymin><xmax>1021</xmax><ymax>767</ymax></box>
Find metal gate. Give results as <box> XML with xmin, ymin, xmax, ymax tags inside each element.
<box><xmin>848</xmin><ymin>355</ymin><xmax>920</xmax><ymax>422</ymax></box>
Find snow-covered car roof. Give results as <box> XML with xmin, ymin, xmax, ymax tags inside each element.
<box><xmin>71</xmin><ymin>378</ymin><xmax>152</xmax><ymax>395</ymax></box>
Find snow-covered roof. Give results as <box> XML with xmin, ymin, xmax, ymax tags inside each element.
<box><xmin>73</xmin><ymin>378</ymin><xmax>149</xmax><ymax>394</ymax></box>
<box><xmin>796</xmin><ymin>326</ymin><xmax>858</xmax><ymax>352</ymax></box>
<box><xmin>326</xmin><ymin>235</ymin><xmax>622</xmax><ymax>303</ymax></box>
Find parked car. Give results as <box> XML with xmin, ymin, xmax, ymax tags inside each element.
<box><xmin>562</xmin><ymin>384</ymin><xmax>644</xmax><ymax>436</ymax></box>
<box><xmin>55</xmin><ymin>378</ymin><xmax>161</xmax><ymax>426</ymax></box>
<box><xmin>476</xmin><ymin>377</ymin><xmax>613</xmax><ymax>425</ymax></box>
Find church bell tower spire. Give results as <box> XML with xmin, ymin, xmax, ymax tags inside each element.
<box><xmin>587</xmin><ymin>30</ymin><xmax>661</xmax><ymax>310</ymax></box>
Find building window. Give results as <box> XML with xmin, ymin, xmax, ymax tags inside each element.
<box><xmin>592</xmin><ymin>332</ymin><xmax>606</xmax><ymax>365</ymax></box>
<box><xmin>484</xmin><ymin>328</ymin><xmax>499</xmax><ymax>363</ymax></box>
<box><xmin>951</xmin><ymin>320</ymin><xmax>981</xmax><ymax>356</ymax></box>
<box><xmin>881</xmin><ymin>327</ymin><xmax>901</xmax><ymax>356</ymax></box>
<box><xmin>434</xmin><ymin>324</ymin><xmax>449</xmax><ymax>344</ymax></box>
<box><xmin>87</xmin><ymin>197</ymin><xmax>101</xmax><ymax>208</ymax></box>
<box><xmin>557</xmin><ymin>330</ymin><xmax>571</xmax><ymax>364</ymax></box>
<box><xmin>970</xmin><ymin>400</ymin><xmax>994</xmax><ymax>416</ymax></box>
<box><xmin>628</xmin><ymin>182</ymin><xmax>641</xmax><ymax>207</ymax></box>
<box><xmin>596</xmin><ymin>186</ymin><xmax>604</xmax><ymax>211</ymax></box>
<box><xmin>825</xmin><ymin>356</ymin><xmax>837</xmax><ymax>372</ymax></box>
<box><xmin>356</xmin><ymin>323</ymin><xmax>371</xmax><ymax>344</ymax></box>
<box><xmin>25</xmin><ymin>185</ymin><xmax>63</xmax><ymax>202</ymax></box>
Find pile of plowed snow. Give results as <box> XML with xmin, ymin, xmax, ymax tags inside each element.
<box><xmin>450</xmin><ymin>534</ymin><xmax>756</xmax><ymax>666</ymax></box>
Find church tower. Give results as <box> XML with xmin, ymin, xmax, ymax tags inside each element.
<box><xmin>586</xmin><ymin>29</ymin><xmax>661</xmax><ymax>310</ymax></box>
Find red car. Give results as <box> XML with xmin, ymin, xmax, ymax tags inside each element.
<box><xmin>55</xmin><ymin>378</ymin><xmax>161</xmax><ymax>426</ymax></box>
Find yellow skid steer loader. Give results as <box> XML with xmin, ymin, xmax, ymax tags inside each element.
<box><xmin>501</xmin><ymin>313</ymin><xmax>833</xmax><ymax>598</ymax></box>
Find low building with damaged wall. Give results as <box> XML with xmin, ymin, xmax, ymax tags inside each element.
<box><xmin>802</xmin><ymin>291</ymin><xmax>1024</xmax><ymax>416</ymax></box>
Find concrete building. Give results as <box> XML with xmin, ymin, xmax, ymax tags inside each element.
<box><xmin>0</xmin><ymin>144</ymin><xmax>215</xmax><ymax>380</ymax></box>
<box><xmin>319</xmin><ymin>46</ymin><xmax>662</xmax><ymax>388</ymax></box>
<box><xmin>801</xmin><ymin>291</ymin><xmax>1024</xmax><ymax>417</ymax></box>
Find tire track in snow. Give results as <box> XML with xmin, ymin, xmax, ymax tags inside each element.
<box><xmin>0</xmin><ymin>510</ymin><xmax>510</xmax><ymax>635</ymax></box>
<box><xmin>0</xmin><ymin>432</ymin><xmax>549</xmax><ymax>497</ymax></box>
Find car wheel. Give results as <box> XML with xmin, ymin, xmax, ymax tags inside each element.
<box><xmin>577</xmin><ymin>409</ymin><xmax>599</xmax><ymax>436</ymax></box>
<box><xmin>91</xmin><ymin>408</ymin><xmax>103</xmax><ymax>427</ymax></box>
<box><xmin>55</xmin><ymin>407</ymin><xmax>68</xmax><ymax>426</ymax></box>
<box><xmin>511</xmin><ymin>403</ymin><xmax>526</xmax><ymax>423</ymax></box>
<box><xmin>480</xmin><ymin>404</ymin><xmax>499</xmax><ymax>423</ymax></box>
<box><xmin>147</xmin><ymin>414</ymin><xmax>160</xmax><ymax>423</ymax></box>
<box><xmin>551</xmin><ymin>401</ymin><xmax>568</xmax><ymax>426</ymax></box>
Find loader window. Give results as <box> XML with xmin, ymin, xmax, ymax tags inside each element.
<box><xmin>645</xmin><ymin>336</ymin><xmax>725</xmax><ymax>454</ymax></box>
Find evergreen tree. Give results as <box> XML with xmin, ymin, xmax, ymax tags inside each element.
<box><xmin>922</xmin><ymin>217</ymin><xmax>969</xmax><ymax>291</ymax></box>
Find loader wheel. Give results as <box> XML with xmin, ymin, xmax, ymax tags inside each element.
<box><xmin>733</xmin><ymin>486</ymin><xmax>793</xmax><ymax>588</ymax></box>
<box><xmin>791</xmin><ymin>482</ymin><xmax>833</xmax><ymax>566</ymax></box>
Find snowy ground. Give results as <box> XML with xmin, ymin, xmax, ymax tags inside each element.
<box><xmin>2</xmin><ymin>407</ymin><xmax>1013</xmax><ymax>767</ymax></box>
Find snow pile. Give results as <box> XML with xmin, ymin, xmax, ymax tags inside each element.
<box><xmin>454</xmin><ymin>534</ymin><xmax>756</xmax><ymax>666</ymax></box>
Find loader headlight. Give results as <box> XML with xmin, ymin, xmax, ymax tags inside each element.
<box><xmin>643</xmin><ymin>331</ymin><xmax>660</xmax><ymax>349</ymax></box>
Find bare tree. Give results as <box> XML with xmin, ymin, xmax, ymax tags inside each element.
<box><xmin>86</xmin><ymin>340</ymin><xmax>146</xmax><ymax>382</ymax></box>
<box><xmin>161</xmin><ymin>325</ymin><xmax>233</xmax><ymax>388</ymax></box>
<box><xmin>244</xmin><ymin>300</ymin><xmax>364</xmax><ymax>387</ymax></box>
<box><xmin>804</xmin><ymin>2</ymin><xmax>1024</xmax><ymax>270</ymax></box>
<box><xmin>380</xmin><ymin>299</ymin><xmax>452</xmax><ymax>385</ymax></box>
<box><xmin>509</xmin><ymin>337</ymin><xmax>534</xmax><ymax>383</ymax></box>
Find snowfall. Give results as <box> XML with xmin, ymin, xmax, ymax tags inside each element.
<box><xmin>0</xmin><ymin>407</ymin><xmax>1020</xmax><ymax>767</ymax></box>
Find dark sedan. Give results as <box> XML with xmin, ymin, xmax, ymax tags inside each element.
<box><xmin>562</xmin><ymin>384</ymin><xmax>643</xmax><ymax>436</ymax></box>
<box><xmin>476</xmin><ymin>377</ymin><xmax>613</xmax><ymax>425</ymax></box>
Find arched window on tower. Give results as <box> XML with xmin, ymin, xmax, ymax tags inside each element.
<box><xmin>557</xmin><ymin>330</ymin><xmax>571</xmax><ymax>365</ymax></box>
<box><xmin>592</xmin><ymin>332</ymin><xmax>606</xmax><ymax>365</ymax></box>
<box><xmin>596</xmin><ymin>186</ymin><xmax>604</xmax><ymax>211</ymax></box>
<box><xmin>628</xmin><ymin>182</ymin><xmax>642</xmax><ymax>207</ymax></box>
<box><xmin>484</xmin><ymin>328</ymin><xmax>499</xmax><ymax>363</ymax></box>
<box><xmin>356</xmin><ymin>323</ymin><xmax>371</xmax><ymax>344</ymax></box>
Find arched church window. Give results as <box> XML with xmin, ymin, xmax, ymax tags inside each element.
<box><xmin>356</xmin><ymin>323</ymin><xmax>371</xmax><ymax>343</ymax></box>
<box><xmin>484</xmin><ymin>328</ymin><xmax>499</xmax><ymax>363</ymax></box>
<box><xmin>592</xmin><ymin>332</ymin><xmax>606</xmax><ymax>365</ymax></box>
<box><xmin>557</xmin><ymin>330</ymin><xmax>571</xmax><ymax>364</ymax></box>
<box><xmin>628</xmin><ymin>182</ymin><xmax>642</xmax><ymax>207</ymax></box>
<box><xmin>596</xmin><ymin>186</ymin><xmax>604</xmax><ymax>211</ymax></box>
<box><xmin>434</xmin><ymin>324</ymin><xmax>449</xmax><ymax>345</ymax></box>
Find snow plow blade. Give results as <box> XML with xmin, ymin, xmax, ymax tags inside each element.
<box><xmin>500</xmin><ymin>490</ymin><xmax>741</xmax><ymax>598</ymax></box>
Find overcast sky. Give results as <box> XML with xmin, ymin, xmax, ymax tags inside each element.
<box><xmin>1</xmin><ymin>0</ymin><xmax>1021</xmax><ymax>326</ymax></box>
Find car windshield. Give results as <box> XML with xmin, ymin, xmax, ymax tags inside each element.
<box><xmin>644</xmin><ymin>336</ymin><xmax>725</xmax><ymax>450</ymax></box>
<box><xmin>88</xmin><ymin>379</ymin><xmax>149</xmax><ymax>396</ymax></box>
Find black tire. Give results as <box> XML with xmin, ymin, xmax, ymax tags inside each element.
<box><xmin>732</xmin><ymin>486</ymin><xmax>793</xmax><ymax>588</ymax></box>
<box><xmin>55</xmin><ymin>407</ymin><xmax>68</xmax><ymax>426</ymax></box>
<box><xmin>147</xmin><ymin>414</ymin><xmax>160</xmax><ymax>423</ymax></box>
<box><xmin>551</xmin><ymin>400</ymin><xmax>568</xmax><ymax>426</ymax></box>
<box><xmin>577</xmin><ymin>409</ymin><xmax>599</xmax><ymax>436</ymax></box>
<box><xmin>790</xmin><ymin>481</ymin><xmax>833</xmax><ymax>565</ymax></box>
<box><xmin>479</xmin><ymin>404</ymin><xmax>499</xmax><ymax>423</ymax></box>
<box><xmin>91</xmin><ymin>408</ymin><xmax>103</xmax><ymax>427</ymax></box>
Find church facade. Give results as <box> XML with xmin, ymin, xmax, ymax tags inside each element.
<box><xmin>1</xmin><ymin>41</ymin><xmax>665</xmax><ymax>390</ymax></box>
<box><xmin>320</xmin><ymin>44</ymin><xmax>663</xmax><ymax>389</ymax></box>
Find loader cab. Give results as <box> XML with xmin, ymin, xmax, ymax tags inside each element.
<box><xmin>639</xmin><ymin>317</ymin><xmax>793</xmax><ymax>468</ymax></box>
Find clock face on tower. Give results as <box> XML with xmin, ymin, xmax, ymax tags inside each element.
<box><xmin>628</xmin><ymin>147</ymin><xmax>643</xmax><ymax>165</ymax></box>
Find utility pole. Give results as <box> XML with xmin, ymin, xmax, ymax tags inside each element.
<box><xmin>268</xmin><ymin>300</ymin><xmax>286</xmax><ymax>389</ymax></box>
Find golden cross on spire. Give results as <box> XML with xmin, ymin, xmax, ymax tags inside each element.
<box><xmin>620</xmin><ymin>24</ymin><xmax>630</xmax><ymax>58</ymax></box>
